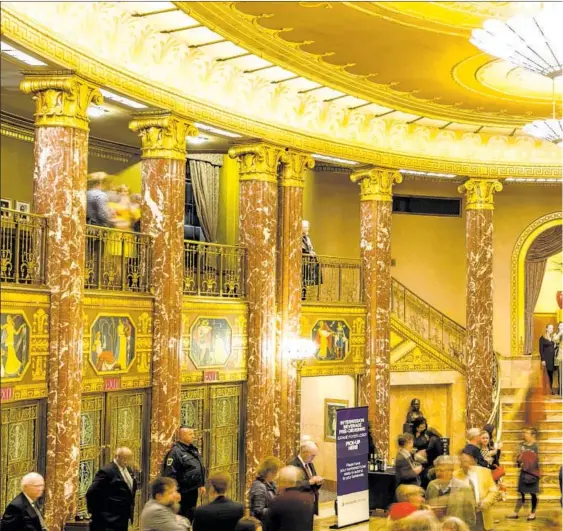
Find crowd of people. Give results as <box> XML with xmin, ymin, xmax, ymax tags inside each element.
<box><xmin>86</xmin><ymin>172</ymin><xmax>141</xmax><ymax>231</ymax></box>
<box><xmin>0</xmin><ymin>422</ymin><xmax>549</xmax><ymax>531</ymax></box>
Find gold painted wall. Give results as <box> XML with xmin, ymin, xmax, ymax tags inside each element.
<box><xmin>82</xmin><ymin>294</ymin><xmax>153</xmax><ymax>393</ymax></box>
<box><xmin>0</xmin><ymin>288</ymin><xmax>49</xmax><ymax>402</ymax></box>
<box><xmin>181</xmin><ymin>299</ymin><xmax>248</xmax><ymax>383</ymax></box>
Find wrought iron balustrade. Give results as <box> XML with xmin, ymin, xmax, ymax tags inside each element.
<box><xmin>1</xmin><ymin>209</ymin><xmax>47</xmax><ymax>286</ymax></box>
<box><xmin>302</xmin><ymin>254</ymin><xmax>362</xmax><ymax>304</ymax></box>
<box><xmin>184</xmin><ymin>240</ymin><xmax>246</xmax><ymax>298</ymax></box>
<box><xmin>391</xmin><ymin>278</ymin><xmax>466</xmax><ymax>363</ymax></box>
<box><xmin>85</xmin><ymin>226</ymin><xmax>152</xmax><ymax>292</ymax></box>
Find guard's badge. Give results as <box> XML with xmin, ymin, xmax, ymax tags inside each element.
<box><xmin>167</xmin><ymin>458</ymin><xmax>173</xmax><ymax>466</ymax></box>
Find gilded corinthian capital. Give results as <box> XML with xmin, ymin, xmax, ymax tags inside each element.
<box><xmin>279</xmin><ymin>150</ymin><xmax>315</xmax><ymax>188</ymax></box>
<box><xmin>20</xmin><ymin>70</ymin><xmax>102</xmax><ymax>131</ymax></box>
<box><xmin>228</xmin><ymin>143</ymin><xmax>286</xmax><ymax>183</ymax></box>
<box><xmin>458</xmin><ymin>179</ymin><xmax>503</xmax><ymax>210</ymax></box>
<box><xmin>129</xmin><ymin>111</ymin><xmax>197</xmax><ymax>160</ymax></box>
<box><xmin>350</xmin><ymin>167</ymin><xmax>403</xmax><ymax>201</ymax></box>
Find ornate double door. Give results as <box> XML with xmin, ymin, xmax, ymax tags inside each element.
<box><xmin>78</xmin><ymin>391</ymin><xmax>149</xmax><ymax>526</ymax></box>
<box><xmin>180</xmin><ymin>383</ymin><xmax>244</xmax><ymax>502</ymax></box>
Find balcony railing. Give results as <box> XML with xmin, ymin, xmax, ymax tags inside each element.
<box><xmin>1</xmin><ymin>208</ymin><xmax>47</xmax><ymax>286</ymax></box>
<box><xmin>184</xmin><ymin>240</ymin><xmax>246</xmax><ymax>298</ymax></box>
<box><xmin>85</xmin><ymin>226</ymin><xmax>152</xmax><ymax>292</ymax></box>
<box><xmin>302</xmin><ymin>254</ymin><xmax>362</xmax><ymax>304</ymax></box>
<box><xmin>391</xmin><ymin>278</ymin><xmax>466</xmax><ymax>363</ymax></box>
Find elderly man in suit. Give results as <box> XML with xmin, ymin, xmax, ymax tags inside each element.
<box><xmin>288</xmin><ymin>441</ymin><xmax>323</xmax><ymax>516</ymax></box>
<box><xmin>192</xmin><ymin>472</ymin><xmax>243</xmax><ymax>531</ymax></box>
<box><xmin>86</xmin><ymin>447</ymin><xmax>138</xmax><ymax>531</ymax></box>
<box><xmin>1</xmin><ymin>472</ymin><xmax>46</xmax><ymax>531</ymax></box>
<box><xmin>141</xmin><ymin>477</ymin><xmax>190</xmax><ymax>531</ymax></box>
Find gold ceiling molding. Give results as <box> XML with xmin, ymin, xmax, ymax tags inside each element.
<box><xmin>181</xmin><ymin>2</ymin><xmax>551</xmax><ymax>126</ymax></box>
<box><xmin>0</xmin><ymin>111</ymin><xmax>140</xmax><ymax>162</ymax></box>
<box><xmin>1</xmin><ymin>3</ymin><xmax>561</xmax><ymax>178</ymax></box>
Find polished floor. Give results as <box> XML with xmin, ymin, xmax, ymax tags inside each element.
<box><xmin>313</xmin><ymin>502</ymin><xmax>562</xmax><ymax>530</ymax></box>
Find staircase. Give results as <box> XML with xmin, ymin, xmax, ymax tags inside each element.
<box><xmin>499</xmin><ymin>395</ymin><xmax>562</xmax><ymax>502</ymax></box>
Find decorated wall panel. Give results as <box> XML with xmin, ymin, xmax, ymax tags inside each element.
<box><xmin>300</xmin><ymin>305</ymin><xmax>366</xmax><ymax>376</ymax></box>
<box><xmin>82</xmin><ymin>295</ymin><xmax>152</xmax><ymax>392</ymax></box>
<box><xmin>181</xmin><ymin>300</ymin><xmax>248</xmax><ymax>383</ymax></box>
<box><xmin>0</xmin><ymin>289</ymin><xmax>49</xmax><ymax>403</ymax></box>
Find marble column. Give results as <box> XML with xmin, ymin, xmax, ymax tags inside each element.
<box><xmin>458</xmin><ymin>178</ymin><xmax>502</xmax><ymax>429</ymax></box>
<box><xmin>276</xmin><ymin>150</ymin><xmax>314</xmax><ymax>464</ymax></box>
<box><xmin>129</xmin><ymin>113</ymin><xmax>197</xmax><ymax>477</ymax></box>
<box><xmin>350</xmin><ymin>168</ymin><xmax>402</xmax><ymax>460</ymax></box>
<box><xmin>228</xmin><ymin>143</ymin><xmax>285</xmax><ymax>487</ymax></box>
<box><xmin>20</xmin><ymin>71</ymin><xmax>101</xmax><ymax>530</ymax></box>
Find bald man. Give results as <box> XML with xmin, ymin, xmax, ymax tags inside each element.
<box><xmin>86</xmin><ymin>447</ymin><xmax>138</xmax><ymax>531</ymax></box>
<box><xmin>289</xmin><ymin>441</ymin><xmax>323</xmax><ymax>515</ymax></box>
<box><xmin>1</xmin><ymin>473</ymin><xmax>46</xmax><ymax>531</ymax></box>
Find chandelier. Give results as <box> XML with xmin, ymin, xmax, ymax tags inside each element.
<box><xmin>470</xmin><ymin>4</ymin><xmax>562</xmax><ymax>79</ymax></box>
<box><xmin>523</xmin><ymin>119</ymin><xmax>563</xmax><ymax>145</ymax></box>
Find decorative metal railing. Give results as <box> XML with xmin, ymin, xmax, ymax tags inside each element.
<box><xmin>302</xmin><ymin>254</ymin><xmax>362</xmax><ymax>304</ymax></box>
<box><xmin>183</xmin><ymin>240</ymin><xmax>246</xmax><ymax>298</ymax></box>
<box><xmin>391</xmin><ymin>278</ymin><xmax>466</xmax><ymax>363</ymax></box>
<box><xmin>85</xmin><ymin>226</ymin><xmax>152</xmax><ymax>292</ymax></box>
<box><xmin>0</xmin><ymin>208</ymin><xmax>47</xmax><ymax>285</ymax></box>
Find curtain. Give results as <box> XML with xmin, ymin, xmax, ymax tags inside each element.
<box><xmin>524</xmin><ymin>224</ymin><xmax>562</xmax><ymax>354</ymax></box>
<box><xmin>189</xmin><ymin>159</ymin><xmax>219</xmax><ymax>243</ymax></box>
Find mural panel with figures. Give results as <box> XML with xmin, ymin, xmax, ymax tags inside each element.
<box><xmin>312</xmin><ymin>320</ymin><xmax>351</xmax><ymax>361</ymax></box>
<box><xmin>190</xmin><ymin>318</ymin><xmax>232</xmax><ymax>368</ymax></box>
<box><xmin>90</xmin><ymin>315</ymin><xmax>135</xmax><ymax>373</ymax></box>
<box><xmin>181</xmin><ymin>301</ymin><xmax>248</xmax><ymax>382</ymax></box>
<box><xmin>1</xmin><ymin>313</ymin><xmax>29</xmax><ymax>379</ymax></box>
<box><xmin>301</xmin><ymin>306</ymin><xmax>366</xmax><ymax>377</ymax></box>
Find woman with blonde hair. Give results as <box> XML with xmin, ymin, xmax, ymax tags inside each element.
<box><xmin>441</xmin><ymin>516</ymin><xmax>470</xmax><ymax>531</ymax></box>
<box><xmin>249</xmin><ymin>456</ymin><xmax>281</xmax><ymax>524</ymax></box>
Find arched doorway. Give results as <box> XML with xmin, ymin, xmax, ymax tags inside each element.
<box><xmin>511</xmin><ymin>212</ymin><xmax>562</xmax><ymax>356</ymax></box>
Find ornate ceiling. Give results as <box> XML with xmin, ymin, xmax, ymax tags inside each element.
<box><xmin>1</xmin><ymin>1</ymin><xmax>561</xmax><ymax>177</ymax></box>
<box><xmin>182</xmin><ymin>2</ymin><xmax>558</xmax><ymax>128</ymax></box>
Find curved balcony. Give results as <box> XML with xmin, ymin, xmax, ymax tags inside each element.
<box><xmin>183</xmin><ymin>240</ymin><xmax>246</xmax><ymax>298</ymax></box>
<box><xmin>1</xmin><ymin>208</ymin><xmax>47</xmax><ymax>286</ymax></box>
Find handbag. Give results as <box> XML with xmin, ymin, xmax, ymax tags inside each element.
<box><xmin>491</xmin><ymin>465</ymin><xmax>505</xmax><ymax>482</ymax></box>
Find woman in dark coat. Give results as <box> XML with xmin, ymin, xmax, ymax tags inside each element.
<box><xmin>539</xmin><ymin>324</ymin><xmax>556</xmax><ymax>392</ymax></box>
<box><xmin>249</xmin><ymin>456</ymin><xmax>280</xmax><ymax>526</ymax></box>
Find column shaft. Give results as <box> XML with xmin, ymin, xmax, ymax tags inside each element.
<box><xmin>229</xmin><ymin>144</ymin><xmax>284</xmax><ymax>487</ymax></box>
<box><xmin>21</xmin><ymin>72</ymin><xmax>101</xmax><ymax>530</ymax></box>
<box><xmin>351</xmin><ymin>168</ymin><xmax>401</xmax><ymax>459</ymax></box>
<box><xmin>130</xmin><ymin>113</ymin><xmax>196</xmax><ymax>477</ymax></box>
<box><xmin>459</xmin><ymin>179</ymin><xmax>502</xmax><ymax>428</ymax></box>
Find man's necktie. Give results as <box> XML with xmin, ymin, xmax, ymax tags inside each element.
<box><xmin>305</xmin><ymin>463</ymin><xmax>313</xmax><ymax>479</ymax></box>
<box><xmin>32</xmin><ymin>502</ymin><xmax>47</xmax><ymax>530</ymax></box>
<box><xmin>121</xmin><ymin>467</ymin><xmax>134</xmax><ymax>491</ymax></box>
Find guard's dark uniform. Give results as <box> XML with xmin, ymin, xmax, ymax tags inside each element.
<box><xmin>161</xmin><ymin>441</ymin><xmax>205</xmax><ymax>522</ymax></box>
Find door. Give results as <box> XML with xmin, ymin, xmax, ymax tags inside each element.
<box><xmin>180</xmin><ymin>383</ymin><xmax>244</xmax><ymax>502</ymax></box>
<box><xmin>0</xmin><ymin>401</ymin><xmax>44</xmax><ymax>512</ymax></box>
<box><xmin>78</xmin><ymin>391</ymin><xmax>148</xmax><ymax>528</ymax></box>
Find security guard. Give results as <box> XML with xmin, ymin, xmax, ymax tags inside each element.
<box><xmin>161</xmin><ymin>426</ymin><xmax>206</xmax><ymax>522</ymax></box>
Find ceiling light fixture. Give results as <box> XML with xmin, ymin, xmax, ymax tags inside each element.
<box><xmin>505</xmin><ymin>177</ymin><xmax>562</xmax><ymax>183</ymax></box>
<box><xmin>99</xmin><ymin>88</ymin><xmax>147</xmax><ymax>109</ymax></box>
<box><xmin>1</xmin><ymin>41</ymin><xmax>47</xmax><ymax>66</ymax></box>
<box><xmin>194</xmin><ymin>122</ymin><xmax>242</xmax><ymax>138</ymax></box>
<box><xmin>523</xmin><ymin>118</ymin><xmax>563</xmax><ymax>145</ymax></box>
<box><xmin>312</xmin><ymin>154</ymin><xmax>359</xmax><ymax>166</ymax></box>
<box><xmin>187</xmin><ymin>135</ymin><xmax>209</xmax><ymax>145</ymax></box>
<box><xmin>399</xmin><ymin>169</ymin><xmax>457</xmax><ymax>178</ymax></box>
<box><xmin>87</xmin><ymin>105</ymin><xmax>110</xmax><ymax>118</ymax></box>
<box><xmin>470</xmin><ymin>4</ymin><xmax>562</xmax><ymax>79</ymax></box>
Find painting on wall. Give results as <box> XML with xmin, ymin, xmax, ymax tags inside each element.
<box><xmin>1</xmin><ymin>313</ymin><xmax>29</xmax><ymax>379</ymax></box>
<box><xmin>312</xmin><ymin>320</ymin><xmax>351</xmax><ymax>361</ymax></box>
<box><xmin>190</xmin><ymin>318</ymin><xmax>232</xmax><ymax>368</ymax></box>
<box><xmin>90</xmin><ymin>316</ymin><xmax>135</xmax><ymax>373</ymax></box>
<box><xmin>324</xmin><ymin>398</ymin><xmax>348</xmax><ymax>442</ymax></box>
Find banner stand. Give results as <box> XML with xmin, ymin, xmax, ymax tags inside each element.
<box><xmin>331</xmin><ymin>406</ymin><xmax>370</xmax><ymax>529</ymax></box>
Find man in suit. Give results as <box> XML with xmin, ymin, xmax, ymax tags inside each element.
<box><xmin>266</xmin><ymin>466</ymin><xmax>314</xmax><ymax>531</ymax></box>
<box><xmin>1</xmin><ymin>472</ymin><xmax>46</xmax><ymax>531</ymax></box>
<box><xmin>452</xmin><ymin>451</ymin><xmax>498</xmax><ymax>531</ymax></box>
<box><xmin>162</xmin><ymin>426</ymin><xmax>206</xmax><ymax>522</ymax></box>
<box><xmin>86</xmin><ymin>447</ymin><xmax>138</xmax><ymax>531</ymax></box>
<box><xmin>395</xmin><ymin>433</ymin><xmax>424</xmax><ymax>486</ymax></box>
<box><xmin>140</xmin><ymin>477</ymin><xmax>190</xmax><ymax>531</ymax></box>
<box><xmin>192</xmin><ymin>471</ymin><xmax>243</xmax><ymax>531</ymax></box>
<box><xmin>463</xmin><ymin>428</ymin><xmax>491</xmax><ymax>469</ymax></box>
<box><xmin>288</xmin><ymin>441</ymin><xmax>323</xmax><ymax>515</ymax></box>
